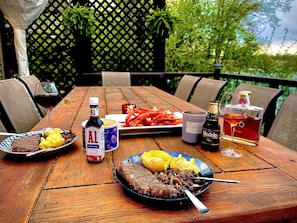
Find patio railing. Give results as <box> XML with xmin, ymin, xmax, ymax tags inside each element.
<box><xmin>82</xmin><ymin>70</ymin><xmax>297</xmax><ymax>136</ymax></box>
<box><xmin>82</xmin><ymin>71</ymin><xmax>297</xmax><ymax>92</ymax></box>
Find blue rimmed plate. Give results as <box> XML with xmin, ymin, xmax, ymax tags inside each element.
<box><xmin>116</xmin><ymin>151</ymin><xmax>213</xmax><ymax>208</ymax></box>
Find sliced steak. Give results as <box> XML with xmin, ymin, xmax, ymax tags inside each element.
<box><xmin>117</xmin><ymin>162</ymin><xmax>178</xmax><ymax>198</ymax></box>
<box><xmin>11</xmin><ymin>134</ymin><xmax>41</xmax><ymax>152</ymax></box>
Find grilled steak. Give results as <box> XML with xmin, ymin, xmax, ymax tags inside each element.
<box><xmin>117</xmin><ymin>162</ymin><xmax>178</xmax><ymax>198</ymax></box>
<box><xmin>11</xmin><ymin>134</ymin><xmax>41</xmax><ymax>152</ymax></box>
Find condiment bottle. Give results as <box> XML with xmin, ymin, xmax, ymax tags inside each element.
<box><xmin>85</xmin><ymin>97</ymin><xmax>105</xmax><ymax>163</ymax></box>
<box><xmin>201</xmin><ymin>101</ymin><xmax>220</xmax><ymax>152</ymax></box>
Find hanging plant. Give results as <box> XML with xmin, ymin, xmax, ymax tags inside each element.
<box><xmin>62</xmin><ymin>2</ymin><xmax>96</xmax><ymax>37</ymax></box>
<box><xmin>145</xmin><ymin>7</ymin><xmax>179</xmax><ymax>38</ymax></box>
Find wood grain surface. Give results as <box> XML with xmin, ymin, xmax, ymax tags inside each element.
<box><xmin>1</xmin><ymin>86</ymin><xmax>296</xmax><ymax>223</ymax></box>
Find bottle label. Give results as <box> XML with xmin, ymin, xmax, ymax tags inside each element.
<box><xmin>202</xmin><ymin>129</ymin><xmax>219</xmax><ymax>139</ymax></box>
<box><xmin>90</xmin><ymin>107</ymin><xmax>99</xmax><ymax>117</ymax></box>
<box><xmin>202</xmin><ymin>128</ymin><xmax>220</xmax><ymax>146</ymax></box>
<box><xmin>185</xmin><ymin>121</ymin><xmax>203</xmax><ymax>134</ymax></box>
<box><xmin>85</xmin><ymin>126</ymin><xmax>105</xmax><ymax>161</ymax></box>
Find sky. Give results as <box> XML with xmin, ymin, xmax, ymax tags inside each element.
<box><xmin>262</xmin><ymin>0</ymin><xmax>297</xmax><ymax>54</ymax></box>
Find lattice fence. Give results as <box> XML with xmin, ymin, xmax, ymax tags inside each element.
<box><xmin>1</xmin><ymin>0</ymin><xmax>163</xmax><ymax>92</ymax></box>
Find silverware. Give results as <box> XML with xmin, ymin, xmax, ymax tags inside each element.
<box><xmin>194</xmin><ymin>176</ymin><xmax>240</xmax><ymax>184</ymax></box>
<box><xmin>26</xmin><ymin>149</ymin><xmax>49</xmax><ymax>157</ymax></box>
<box><xmin>26</xmin><ymin>147</ymin><xmax>59</xmax><ymax>157</ymax></box>
<box><xmin>0</xmin><ymin>132</ymin><xmax>21</xmax><ymax>137</ymax></box>
<box><xmin>183</xmin><ymin>187</ymin><xmax>210</xmax><ymax>214</ymax></box>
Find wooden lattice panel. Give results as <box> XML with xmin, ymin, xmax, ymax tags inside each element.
<box><xmin>1</xmin><ymin>0</ymin><xmax>158</xmax><ymax>93</ymax></box>
<box><xmin>27</xmin><ymin>0</ymin><xmax>155</xmax><ymax>75</ymax></box>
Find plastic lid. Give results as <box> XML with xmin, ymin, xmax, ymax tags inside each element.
<box><xmin>89</xmin><ymin>97</ymin><xmax>99</xmax><ymax>105</ymax></box>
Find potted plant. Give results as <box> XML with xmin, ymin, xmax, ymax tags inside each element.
<box><xmin>62</xmin><ymin>2</ymin><xmax>96</xmax><ymax>37</ymax></box>
<box><xmin>145</xmin><ymin>7</ymin><xmax>179</xmax><ymax>38</ymax></box>
<box><xmin>62</xmin><ymin>2</ymin><xmax>96</xmax><ymax>80</ymax></box>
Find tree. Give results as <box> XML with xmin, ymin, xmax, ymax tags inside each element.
<box><xmin>165</xmin><ymin>0</ymin><xmax>295</xmax><ymax>74</ymax></box>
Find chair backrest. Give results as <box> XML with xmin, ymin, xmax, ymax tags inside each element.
<box><xmin>18</xmin><ymin>75</ymin><xmax>47</xmax><ymax>117</ymax></box>
<box><xmin>0</xmin><ymin>118</ymin><xmax>8</xmax><ymax>142</ymax></box>
<box><xmin>267</xmin><ymin>92</ymin><xmax>297</xmax><ymax>151</ymax></box>
<box><xmin>0</xmin><ymin>78</ymin><xmax>41</xmax><ymax>133</ymax></box>
<box><xmin>189</xmin><ymin>78</ymin><xmax>227</xmax><ymax>110</ymax></box>
<box><xmin>102</xmin><ymin>71</ymin><xmax>131</xmax><ymax>86</ymax></box>
<box><xmin>174</xmin><ymin>75</ymin><xmax>201</xmax><ymax>101</ymax></box>
<box><xmin>232</xmin><ymin>83</ymin><xmax>283</xmax><ymax>136</ymax></box>
<box><xmin>0</xmin><ymin>119</ymin><xmax>6</xmax><ymax>157</ymax></box>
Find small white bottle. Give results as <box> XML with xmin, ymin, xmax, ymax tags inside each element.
<box><xmin>85</xmin><ymin>97</ymin><xmax>105</xmax><ymax>163</ymax></box>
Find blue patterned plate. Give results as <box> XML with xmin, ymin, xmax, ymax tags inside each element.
<box><xmin>0</xmin><ymin>129</ymin><xmax>77</xmax><ymax>158</ymax></box>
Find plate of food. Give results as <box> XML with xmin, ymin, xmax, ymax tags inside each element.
<box><xmin>116</xmin><ymin>150</ymin><xmax>213</xmax><ymax>208</ymax></box>
<box><xmin>0</xmin><ymin>128</ymin><xmax>77</xmax><ymax>158</ymax></box>
<box><xmin>105</xmin><ymin>106</ymin><xmax>183</xmax><ymax>136</ymax></box>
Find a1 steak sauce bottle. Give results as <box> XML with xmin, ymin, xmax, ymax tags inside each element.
<box><xmin>85</xmin><ymin>97</ymin><xmax>105</xmax><ymax>163</ymax></box>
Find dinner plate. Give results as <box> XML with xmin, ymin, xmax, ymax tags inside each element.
<box><xmin>0</xmin><ymin>129</ymin><xmax>77</xmax><ymax>158</ymax></box>
<box><xmin>116</xmin><ymin>151</ymin><xmax>213</xmax><ymax>208</ymax></box>
<box><xmin>105</xmin><ymin>113</ymin><xmax>183</xmax><ymax>136</ymax></box>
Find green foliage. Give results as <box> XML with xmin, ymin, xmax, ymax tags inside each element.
<box><xmin>165</xmin><ymin>0</ymin><xmax>297</xmax><ymax>78</ymax></box>
<box><xmin>145</xmin><ymin>7</ymin><xmax>179</xmax><ymax>38</ymax></box>
<box><xmin>62</xmin><ymin>2</ymin><xmax>96</xmax><ymax>37</ymax></box>
<box><xmin>25</xmin><ymin>0</ymin><xmax>296</xmax><ymax>100</ymax></box>
<box><xmin>166</xmin><ymin>0</ymin><xmax>262</xmax><ymax>72</ymax></box>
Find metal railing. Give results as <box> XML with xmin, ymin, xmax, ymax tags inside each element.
<box><xmin>83</xmin><ymin>70</ymin><xmax>297</xmax><ymax>136</ymax></box>
<box><xmin>83</xmin><ymin>71</ymin><xmax>297</xmax><ymax>90</ymax></box>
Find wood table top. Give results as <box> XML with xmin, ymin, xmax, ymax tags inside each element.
<box><xmin>0</xmin><ymin>86</ymin><xmax>297</xmax><ymax>222</ymax></box>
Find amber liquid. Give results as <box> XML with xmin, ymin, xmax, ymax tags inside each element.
<box><xmin>222</xmin><ymin>113</ymin><xmax>246</xmax><ymax>126</ymax></box>
<box><xmin>223</xmin><ymin>116</ymin><xmax>262</xmax><ymax>143</ymax></box>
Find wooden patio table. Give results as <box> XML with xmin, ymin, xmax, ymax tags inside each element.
<box><xmin>0</xmin><ymin>86</ymin><xmax>297</xmax><ymax>223</ymax></box>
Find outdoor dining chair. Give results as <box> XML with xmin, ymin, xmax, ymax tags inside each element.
<box><xmin>102</xmin><ymin>71</ymin><xmax>131</xmax><ymax>86</ymax></box>
<box><xmin>0</xmin><ymin>78</ymin><xmax>42</xmax><ymax>133</ymax></box>
<box><xmin>267</xmin><ymin>92</ymin><xmax>297</xmax><ymax>151</ymax></box>
<box><xmin>0</xmin><ymin>119</ymin><xmax>6</xmax><ymax>157</ymax></box>
<box><xmin>189</xmin><ymin>78</ymin><xmax>227</xmax><ymax>110</ymax></box>
<box><xmin>232</xmin><ymin>83</ymin><xmax>283</xmax><ymax>136</ymax></box>
<box><xmin>0</xmin><ymin>118</ymin><xmax>8</xmax><ymax>142</ymax></box>
<box><xmin>174</xmin><ymin>75</ymin><xmax>201</xmax><ymax>101</ymax></box>
<box><xmin>18</xmin><ymin>75</ymin><xmax>46</xmax><ymax>117</ymax></box>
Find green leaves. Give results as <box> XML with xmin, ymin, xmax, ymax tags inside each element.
<box><xmin>145</xmin><ymin>7</ymin><xmax>179</xmax><ymax>38</ymax></box>
<box><xmin>62</xmin><ymin>3</ymin><xmax>96</xmax><ymax>37</ymax></box>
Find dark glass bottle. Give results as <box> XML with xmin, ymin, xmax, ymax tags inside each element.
<box><xmin>201</xmin><ymin>101</ymin><xmax>220</xmax><ymax>152</ymax></box>
<box><xmin>85</xmin><ymin>97</ymin><xmax>105</xmax><ymax>163</ymax></box>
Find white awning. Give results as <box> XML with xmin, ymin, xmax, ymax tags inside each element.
<box><xmin>0</xmin><ymin>0</ymin><xmax>48</xmax><ymax>76</ymax></box>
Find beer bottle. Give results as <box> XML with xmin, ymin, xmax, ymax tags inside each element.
<box><xmin>85</xmin><ymin>97</ymin><xmax>105</xmax><ymax>163</ymax></box>
<box><xmin>201</xmin><ymin>101</ymin><xmax>220</xmax><ymax>152</ymax></box>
